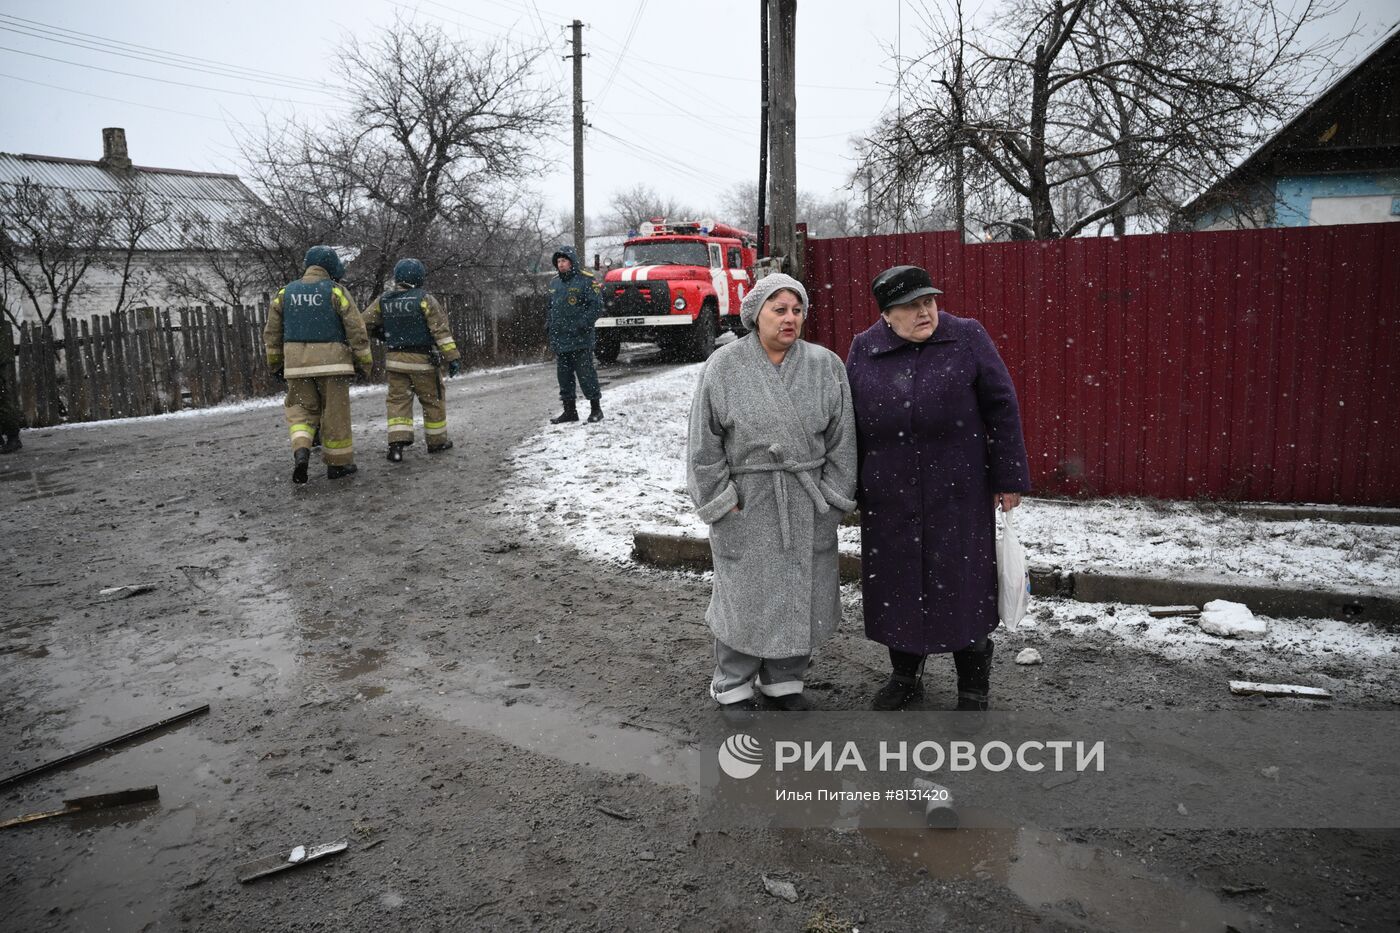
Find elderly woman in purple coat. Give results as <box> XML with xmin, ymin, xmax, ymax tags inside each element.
<box><xmin>845</xmin><ymin>266</ymin><xmax>1030</xmax><ymax>711</ymax></box>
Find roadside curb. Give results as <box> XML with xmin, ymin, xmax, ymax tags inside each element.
<box><xmin>632</xmin><ymin>531</ymin><xmax>1400</xmax><ymax>627</ymax></box>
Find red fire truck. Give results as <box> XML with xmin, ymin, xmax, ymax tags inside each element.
<box><xmin>593</xmin><ymin>219</ymin><xmax>758</xmax><ymax>364</ymax></box>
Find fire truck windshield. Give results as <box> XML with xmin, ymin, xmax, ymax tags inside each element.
<box><xmin>623</xmin><ymin>242</ymin><xmax>709</xmax><ymax>267</ymax></box>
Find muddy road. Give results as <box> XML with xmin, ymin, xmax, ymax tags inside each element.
<box><xmin>2</xmin><ymin>353</ymin><xmax>1396</xmax><ymax>932</ymax></box>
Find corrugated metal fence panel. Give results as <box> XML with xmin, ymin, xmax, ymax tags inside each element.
<box><xmin>804</xmin><ymin>223</ymin><xmax>1400</xmax><ymax>506</ymax></box>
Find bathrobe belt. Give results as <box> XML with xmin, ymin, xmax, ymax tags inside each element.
<box><xmin>730</xmin><ymin>444</ymin><xmax>829</xmax><ymax>550</ymax></box>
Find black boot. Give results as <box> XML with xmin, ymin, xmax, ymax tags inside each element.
<box><xmin>428</xmin><ymin>440</ymin><xmax>454</xmax><ymax>454</ymax></box>
<box><xmin>0</xmin><ymin>433</ymin><xmax>20</xmax><ymax>454</ymax></box>
<box><xmin>550</xmin><ymin>401</ymin><xmax>579</xmax><ymax>424</ymax></box>
<box><xmin>871</xmin><ymin>673</ymin><xmax>923</xmax><ymax>711</ymax></box>
<box><xmin>953</xmin><ymin>637</ymin><xmax>995</xmax><ymax>711</ymax></box>
<box><xmin>718</xmin><ymin>697</ymin><xmax>760</xmax><ymax>724</ymax></box>
<box><xmin>327</xmin><ymin>463</ymin><xmax>358</xmax><ymax>480</ymax></box>
<box><xmin>586</xmin><ymin>399</ymin><xmax>604</xmax><ymax>423</ymax></box>
<box><xmin>768</xmin><ymin>692</ymin><xmax>813</xmax><ymax>712</ymax></box>
<box><xmin>387</xmin><ymin>442</ymin><xmax>406</xmax><ymax>463</ymax></box>
<box><xmin>292</xmin><ymin>447</ymin><xmax>310</xmax><ymax>484</ymax></box>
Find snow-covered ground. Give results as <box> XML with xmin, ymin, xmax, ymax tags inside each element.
<box><xmin>499</xmin><ymin>362</ymin><xmax>1400</xmax><ymax>590</ymax></box>
<box><xmin>37</xmin><ymin>362</ymin><xmax>539</xmax><ymax>431</ymax></box>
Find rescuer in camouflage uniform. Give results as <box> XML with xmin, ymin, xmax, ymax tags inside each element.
<box><xmin>546</xmin><ymin>244</ymin><xmax>604</xmax><ymax>424</ymax></box>
<box><xmin>362</xmin><ymin>258</ymin><xmax>461</xmax><ymax>462</ymax></box>
<box><xmin>0</xmin><ymin>320</ymin><xmax>21</xmax><ymax>454</ymax></box>
<box><xmin>263</xmin><ymin>246</ymin><xmax>372</xmax><ymax>484</ymax></box>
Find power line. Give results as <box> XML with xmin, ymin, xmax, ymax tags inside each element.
<box><xmin>590</xmin><ymin>127</ymin><xmax>732</xmax><ymax>188</ymax></box>
<box><xmin>594</xmin><ymin>0</ymin><xmax>646</xmax><ymax>108</ymax></box>
<box><xmin>0</xmin><ymin>45</ymin><xmax>352</xmax><ymax>110</ymax></box>
<box><xmin>0</xmin><ymin>23</ymin><xmax>343</xmax><ymax>96</ymax></box>
<box><xmin>0</xmin><ymin>71</ymin><xmax>230</xmax><ymax>123</ymax></box>
<box><xmin>0</xmin><ymin>13</ymin><xmax>340</xmax><ymax>93</ymax></box>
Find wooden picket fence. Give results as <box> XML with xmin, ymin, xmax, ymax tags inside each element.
<box><xmin>6</xmin><ymin>291</ymin><xmax>550</xmax><ymax>427</ymax></box>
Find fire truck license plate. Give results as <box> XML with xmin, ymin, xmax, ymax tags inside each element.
<box><xmin>617</xmin><ymin>317</ymin><xmax>646</xmax><ymax>325</ymax></box>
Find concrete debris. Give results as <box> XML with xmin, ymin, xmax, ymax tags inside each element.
<box><xmin>762</xmin><ymin>874</ymin><xmax>799</xmax><ymax>903</ymax></box>
<box><xmin>1014</xmin><ymin>647</ymin><xmax>1043</xmax><ymax>665</ymax></box>
<box><xmin>1199</xmin><ymin>600</ymin><xmax>1266</xmax><ymax>639</ymax></box>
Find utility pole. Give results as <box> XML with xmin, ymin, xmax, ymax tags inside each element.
<box><xmin>864</xmin><ymin>166</ymin><xmax>874</xmax><ymax>236</ymax></box>
<box><xmin>767</xmin><ymin>0</ymin><xmax>797</xmax><ymax>277</ymax></box>
<box><xmin>757</xmin><ymin>0</ymin><xmax>769</xmax><ymax>257</ymax></box>
<box><xmin>568</xmin><ymin>20</ymin><xmax>586</xmax><ymax>255</ymax></box>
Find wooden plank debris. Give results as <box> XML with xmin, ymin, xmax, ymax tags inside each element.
<box><xmin>99</xmin><ymin>583</ymin><xmax>158</xmax><ymax>598</ymax></box>
<box><xmin>0</xmin><ymin>786</ymin><xmax>159</xmax><ymax>830</ymax></box>
<box><xmin>237</xmin><ymin>840</ymin><xmax>349</xmax><ymax>883</ymax></box>
<box><xmin>0</xmin><ymin>704</ymin><xmax>210</xmax><ymax>790</ymax></box>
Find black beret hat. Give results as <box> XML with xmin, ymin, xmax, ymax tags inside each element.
<box><xmin>871</xmin><ymin>265</ymin><xmax>942</xmax><ymax>312</ymax></box>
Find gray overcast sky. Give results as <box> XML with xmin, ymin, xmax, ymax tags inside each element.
<box><xmin>0</xmin><ymin>0</ymin><xmax>1394</xmax><ymax>226</ymax></box>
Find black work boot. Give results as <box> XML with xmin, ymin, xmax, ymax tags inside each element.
<box><xmin>586</xmin><ymin>399</ymin><xmax>604</xmax><ymax>423</ymax></box>
<box><xmin>768</xmin><ymin>692</ymin><xmax>813</xmax><ymax>712</ymax></box>
<box><xmin>292</xmin><ymin>447</ymin><xmax>310</xmax><ymax>484</ymax></box>
<box><xmin>428</xmin><ymin>440</ymin><xmax>454</xmax><ymax>454</ymax></box>
<box><xmin>871</xmin><ymin>673</ymin><xmax>923</xmax><ymax>711</ymax></box>
<box><xmin>718</xmin><ymin>697</ymin><xmax>760</xmax><ymax>725</ymax></box>
<box><xmin>327</xmin><ymin>463</ymin><xmax>358</xmax><ymax>480</ymax></box>
<box><xmin>387</xmin><ymin>442</ymin><xmax>406</xmax><ymax>463</ymax></box>
<box><xmin>953</xmin><ymin>637</ymin><xmax>995</xmax><ymax>711</ymax></box>
<box><xmin>550</xmin><ymin>401</ymin><xmax>579</xmax><ymax>424</ymax></box>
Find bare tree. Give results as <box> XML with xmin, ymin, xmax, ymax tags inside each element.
<box><xmin>720</xmin><ymin>182</ymin><xmax>875</xmax><ymax>239</ymax></box>
<box><xmin>236</xmin><ymin>16</ymin><xmax>560</xmax><ymax>305</ymax></box>
<box><xmin>859</xmin><ymin>0</ymin><xmax>1348</xmax><ymax>239</ymax></box>
<box><xmin>0</xmin><ymin>178</ymin><xmax>113</xmax><ymax>332</ymax></box>
<box><xmin>604</xmin><ymin>184</ymin><xmax>694</xmax><ymax>235</ymax></box>
<box><xmin>105</xmin><ymin>187</ymin><xmax>175</xmax><ymax>314</ymax></box>
<box><xmin>157</xmin><ymin>208</ymin><xmax>272</xmax><ymax>309</ymax></box>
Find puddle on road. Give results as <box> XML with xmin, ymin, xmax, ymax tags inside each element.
<box><xmin>864</xmin><ymin>811</ymin><xmax>1255</xmax><ymax>933</ymax></box>
<box><xmin>0</xmin><ymin>717</ymin><xmax>242</xmax><ymax>932</ymax></box>
<box><xmin>334</xmin><ymin>647</ymin><xmax>388</xmax><ymax>680</ymax></box>
<box><xmin>402</xmin><ymin>661</ymin><xmax>698</xmax><ymax>789</ymax></box>
<box><xmin>2</xmin><ymin>468</ymin><xmax>79</xmax><ymax>501</ymax></box>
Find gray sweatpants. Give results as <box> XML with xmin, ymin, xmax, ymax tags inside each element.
<box><xmin>710</xmin><ymin>637</ymin><xmax>810</xmax><ymax>704</ymax></box>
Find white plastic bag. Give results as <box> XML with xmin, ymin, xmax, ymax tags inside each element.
<box><xmin>996</xmin><ymin>508</ymin><xmax>1030</xmax><ymax>627</ymax></box>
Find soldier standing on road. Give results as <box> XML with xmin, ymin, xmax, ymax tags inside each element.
<box><xmin>362</xmin><ymin>258</ymin><xmax>461</xmax><ymax>462</ymax></box>
<box><xmin>263</xmin><ymin>246</ymin><xmax>373</xmax><ymax>485</ymax></box>
<box><xmin>546</xmin><ymin>245</ymin><xmax>605</xmax><ymax>424</ymax></box>
<box><xmin>0</xmin><ymin>319</ymin><xmax>22</xmax><ymax>454</ymax></box>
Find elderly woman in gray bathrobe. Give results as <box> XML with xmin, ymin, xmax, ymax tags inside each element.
<box><xmin>687</xmin><ymin>273</ymin><xmax>858</xmax><ymax>713</ymax></box>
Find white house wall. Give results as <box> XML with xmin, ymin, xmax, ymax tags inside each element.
<box><xmin>7</xmin><ymin>252</ymin><xmax>266</xmax><ymax>332</ymax></box>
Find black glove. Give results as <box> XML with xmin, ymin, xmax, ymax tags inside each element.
<box><xmin>272</xmin><ymin>366</ymin><xmax>285</xmax><ymax>384</ymax></box>
<box><xmin>447</xmin><ymin>360</ymin><xmax>461</xmax><ymax>377</ymax></box>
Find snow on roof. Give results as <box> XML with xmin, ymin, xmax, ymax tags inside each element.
<box><xmin>0</xmin><ymin>151</ymin><xmax>262</xmax><ymax>251</ymax></box>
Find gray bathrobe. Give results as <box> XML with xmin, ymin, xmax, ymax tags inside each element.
<box><xmin>687</xmin><ymin>334</ymin><xmax>858</xmax><ymax>658</ymax></box>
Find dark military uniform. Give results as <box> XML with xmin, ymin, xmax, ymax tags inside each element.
<box><xmin>546</xmin><ymin>245</ymin><xmax>604</xmax><ymax>422</ymax></box>
<box><xmin>0</xmin><ymin>321</ymin><xmax>21</xmax><ymax>453</ymax></box>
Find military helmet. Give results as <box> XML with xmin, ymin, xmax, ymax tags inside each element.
<box><xmin>393</xmin><ymin>258</ymin><xmax>426</xmax><ymax>287</ymax></box>
<box><xmin>303</xmin><ymin>245</ymin><xmax>344</xmax><ymax>281</ymax></box>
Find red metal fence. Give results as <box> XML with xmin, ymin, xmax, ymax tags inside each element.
<box><xmin>804</xmin><ymin>223</ymin><xmax>1400</xmax><ymax>506</ymax></box>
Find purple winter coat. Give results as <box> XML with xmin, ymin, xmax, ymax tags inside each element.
<box><xmin>845</xmin><ymin>312</ymin><xmax>1031</xmax><ymax>655</ymax></box>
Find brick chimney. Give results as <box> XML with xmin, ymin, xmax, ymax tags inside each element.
<box><xmin>100</xmin><ymin>127</ymin><xmax>132</xmax><ymax>171</ymax></box>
